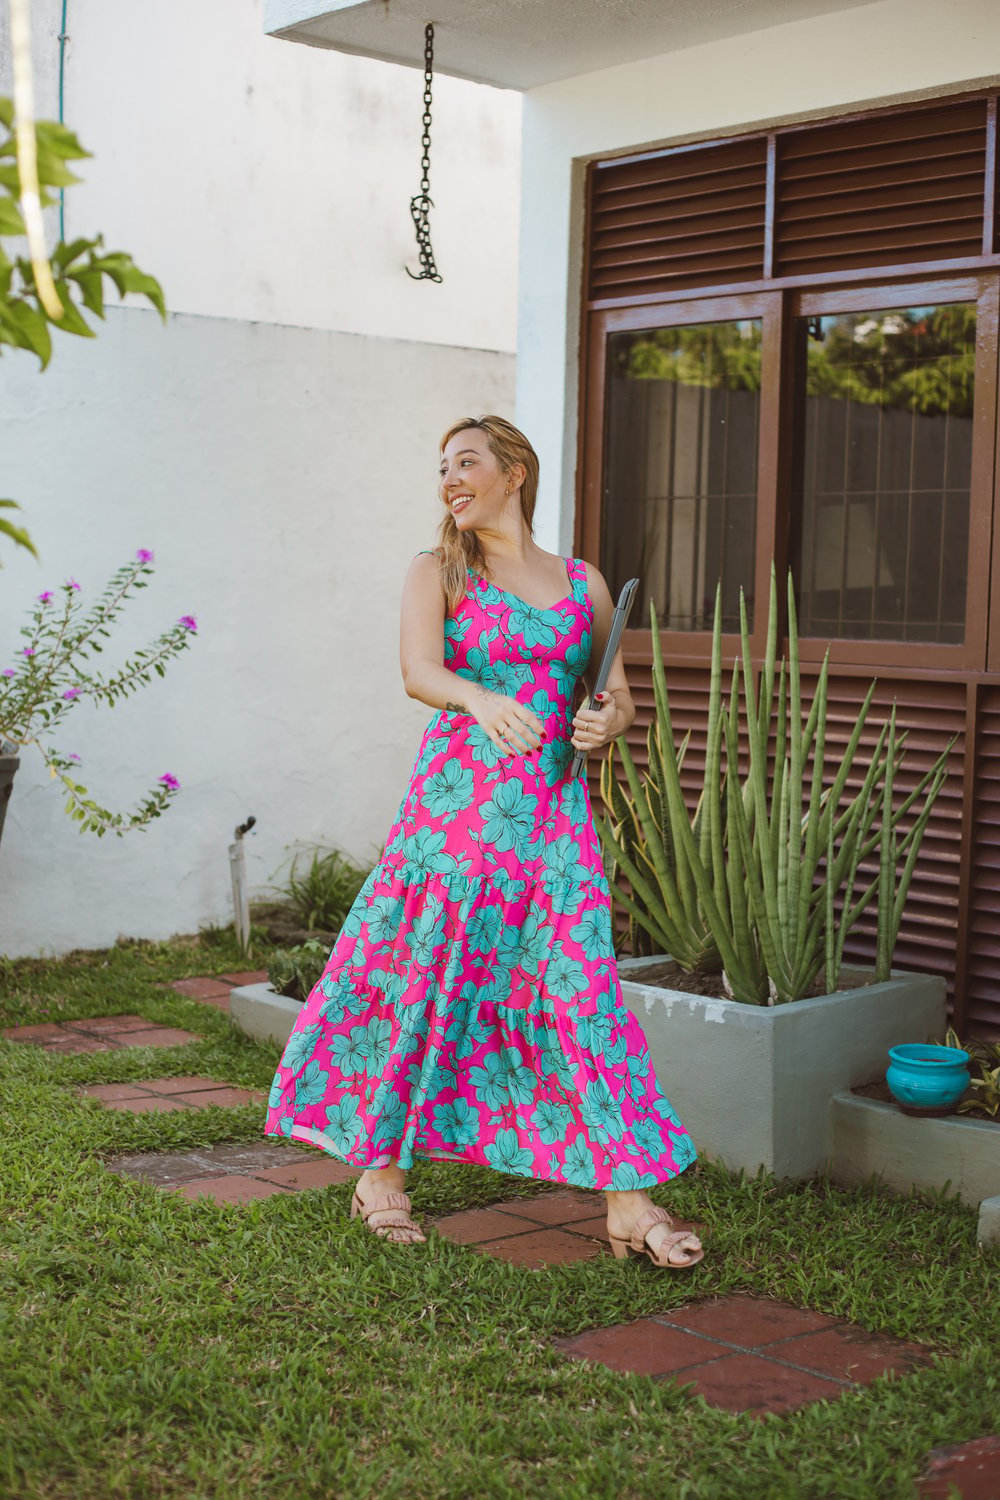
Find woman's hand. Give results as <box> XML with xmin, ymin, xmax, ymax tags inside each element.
<box><xmin>571</xmin><ymin>690</ymin><xmax>624</xmax><ymax>756</ymax></box>
<box><xmin>470</xmin><ymin>685</ymin><xmax>545</xmax><ymax>759</ymax></box>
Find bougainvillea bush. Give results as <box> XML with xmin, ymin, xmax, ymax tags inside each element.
<box><xmin>0</xmin><ymin>550</ymin><xmax>197</xmax><ymax>835</ymax></box>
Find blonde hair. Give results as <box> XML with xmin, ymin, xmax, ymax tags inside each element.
<box><xmin>435</xmin><ymin>415</ymin><xmax>540</xmax><ymax>615</ymax></box>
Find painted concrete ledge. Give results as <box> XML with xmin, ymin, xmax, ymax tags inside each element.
<box><xmin>230</xmin><ymin>982</ymin><xmax>301</xmax><ymax>1047</ymax></box>
<box><xmin>618</xmin><ymin>955</ymin><xmax>946</xmax><ymax>1181</ymax></box>
<box><xmin>829</xmin><ymin>1090</ymin><xmax>1000</xmax><ymax>1220</ymax></box>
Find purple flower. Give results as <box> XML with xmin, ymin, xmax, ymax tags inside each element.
<box><xmin>136</xmin><ymin>549</ymin><xmax>155</xmax><ymax>564</ymax></box>
<box><xmin>159</xmin><ymin>773</ymin><xmax>180</xmax><ymax>791</ymax></box>
<box><xmin>21</xmin><ymin>647</ymin><xmax>34</xmax><ymax>658</ymax></box>
<box><xmin>178</xmin><ymin>615</ymin><xmax>198</xmax><ymax>633</ymax></box>
<box><xmin>1</xmin><ymin>668</ymin><xmax>14</xmax><ymax>678</ymax></box>
<box><xmin>37</xmin><ymin>590</ymin><xmax>53</xmax><ymax>604</ymax></box>
<box><xmin>62</xmin><ymin>687</ymin><xmax>82</xmax><ymax>700</ymax></box>
<box><xmin>68</xmin><ymin>753</ymin><xmax>81</xmax><ymax>764</ymax></box>
<box><xmin>66</xmin><ymin>578</ymin><xmax>81</xmax><ymax>591</ymax></box>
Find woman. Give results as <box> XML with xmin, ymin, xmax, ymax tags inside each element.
<box><xmin>264</xmin><ymin>415</ymin><xmax>703</xmax><ymax>1270</ymax></box>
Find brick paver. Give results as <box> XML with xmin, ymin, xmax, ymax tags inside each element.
<box><xmin>5</xmin><ymin>1016</ymin><xmax>201</xmax><ymax>1053</ymax></box>
<box><xmin>554</xmin><ymin>1296</ymin><xmax>936</xmax><ymax>1416</ymax></box>
<box><xmin>104</xmin><ymin>1136</ymin><xmax>357</xmax><ymax>1203</ymax></box>
<box><xmin>76</xmin><ymin>1076</ymin><xmax>266</xmax><ymax>1112</ymax></box>
<box><xmin>917</xmin><ymin>1436</ymin><xmax>1000</xmax><ymax>1499</ymax></box>
<box><xmin>167</xmin><ymin>972</ymin><xmax>269</xmax><ymax>1014</ymax></box>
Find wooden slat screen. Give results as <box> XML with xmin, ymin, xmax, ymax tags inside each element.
<box><xmin>586</xmin><ymin>94</ymin><xmax>994</xmax><ymax>305</ymax></box>
<box><xmin>588</xmin><ymin>139</ymin><xmax>767</xmax><ymax>301</ymax></box>
<box><xmin>965</xmin><ymin>687</ymin><xmax>1000</xmax><ymax>1029</ymax></box>
<box><xmin>775</xmin><ymin>100</ymin><xmax>988</xmax><ymax>277</ymax></box>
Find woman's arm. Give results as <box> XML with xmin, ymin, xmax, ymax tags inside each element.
<box><xmin>570</xmin><ymin>561</ymin><xmax>637</xmax><ymax>754</ymax></box>
<box><xmin>399</xmin><ymin>553</ymin><xmax>544</xmax><ymax>758</ymax></box>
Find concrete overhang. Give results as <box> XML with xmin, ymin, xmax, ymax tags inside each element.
<box><xmin>263</xmin><ymin>0</ymin><xmax>875</xmax><ymax>91</ymax></box>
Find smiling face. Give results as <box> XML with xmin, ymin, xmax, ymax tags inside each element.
<box><xmin>439</xmin><ymin>428</ymin><xmax>520</xmax><ymax>532</ymax></box>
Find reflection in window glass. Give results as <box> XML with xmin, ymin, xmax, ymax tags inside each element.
<box><xmin>602</xmin><ymin>321</ymin><xmax>762</xmax><ymax>632</ymax></box>
<box><xmin>792</xmin><ymin>303</ymin><xmax>974</xmax><ymax>644</ymax></box>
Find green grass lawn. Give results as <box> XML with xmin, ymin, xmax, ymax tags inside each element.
<box><xmin>1</xmin><ymin>937</ymin><xmax>997</xmax><ymax>1500</ymax></box>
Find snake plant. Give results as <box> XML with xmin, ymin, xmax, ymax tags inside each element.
<box><xmin>596</xmin><ymin>564</ymin><xmax>954</xmax><ymax>1004</ymax></box>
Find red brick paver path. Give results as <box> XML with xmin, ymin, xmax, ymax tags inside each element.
<box><xmin>106</xmin><ymin>1139</ymin><xmax>358</xmax><ymax>1203</ymax></box>
<box><xmin>3</xmin><ymin>1016</ymin><xmax>201</xmax><ymax>1053</ymax></box>
<box><xmin>431</xmin><ymin>1189</ymin><xmax>701</xmax><ymax>1270</ymax></box>
<box><xmin>76</xmin><ymin>1076</ymin><xmax>267</xmax><ymax>1112</ymax></box>
<box><xmin>917</xmin><ymin>1436</ymin><xmax>1000</xmax><ymax>1499</ymax></box>
<box><xmin>169</xmin><ymin>972</ymin><xmax>268</xmax><ymax>1013</ymax></box>
<box><xmin>555</xmin><ymin>1296</ymin><xmax>933</xmax><ymax>1416</ymax></box>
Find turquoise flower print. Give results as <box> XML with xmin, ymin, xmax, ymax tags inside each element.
<box><xmin>543</xmin><ymin>836</ymin><xmax>590</xmax><ymax>890</ymax></box>
<box><xmin>497</xmin><ymin>906</ymin><xmax>553</xmax><ymax>978</ymax></box>
<box><xmin>480</xmin><ymin>782</ymin><xmax>540</xmax><ymax>861</ymax></box>
<box><xmin>570</xmin><ymin>907</ymin><xmax>614</xmax><ymax>962</ymax></box>
<box><xmin>422</xmin><ymin>761</ymin><xmax>475</xmax><ymax>819</ymax></box>
<box><xmin>280</xmin><ymin>1023</ymin><xmax>323</xmax><ymax>1075</ymax></box>
<box><xmin>576</xmin><ymin>1009</ymin><xmax>614</xmax><ymax>1054</ymax></box>
<box><xmin>405</xmin><ymin>895</ymin><xmax>448</xmax><ymax>967</ymax></box>
<box><xmin>340</xmin><ymin>902</ymin><xmax>365</xmax><ymax>942</ymax></box>
<box><xmin>672</xmin><ymin>1134</ymin><xmax>697</xmax><ymax>1171</ymax></box>
<box><xmin>478</xmin><ymin>966</ymin><xmax>514</xmax><ymax>1006</ymax></box>
<box><xmin>500</xmin><ymin>1045</ymin><xmax>537</xmax><ymax>1106</ymax></box>
<box><xmin>468</xmin><ymin>1052</ymin><xmax>513</xmax><ymax>1110</ymax></box>
<box><xmin>482</xmin><ymin>658</ymin><xmax>534</xmax><ymax>695</ymax></box>
<box><xmin>630</xmin><ymin>1114</ymin><xmax>666</xmax><ymax>1157</ymax></box>
<box><xmin>467</xmin><ymin>722</ymin><xmax>505</xmax><ymax>768</ymax></box>
<box><xmin>443</xmin><ymin>613</ymin><xmax>472</xmax><ymax>661</ymax></box>
<box><xmin>485</xmin><ymin>1127</ymin><xmax>535</xmax><ymax>1177</ymax></box>
<box><xmin>543</xmin><ymin>944</ymin><xmax>588</xmax><ymax>1002</ymax></box>
<box><xmin>432</xmin><ymin>1097</ymin><xmax>480</xmax><ymax>1146</ymax></box>
<box><xmin>292</xmin><ymin>1059</ymin><xmax>330</xmax><ymax>1110</ymax></box>
<box><xmin>563</xmin><ymin>1133</ymin><xmax>598</xmax><ymax>1189</ymax></box>
<box><xmin>317</xmin><ymin>976</ymin><xmax>356</xmax><ymax>1026</ymax></box>
<box><xmin>398</xmin><ymin>827</ymin><xmax>462</xmax><ymax>884</ymax></box>
<box><xmin>406</xmin><ymin>1055</ymin><xmax>456</xmax><ymax>1097</ymax></box>
<box><xmin>488</xmin><ymin>867</ymin><xmax>526</xmax><ymax>901</ymax></box>
<box><xmin>532</xmin><ymin>1099</ymin><xmax>573</xmax><ymax>1144</ymax></box>
<box><xmin>467</xmin><ymin>903</ymin><xmax>504</xmax><ymax>956</ymax></box>
<box><xmin>610</xmin><ymin>1162</ymin><xmax>659</xmax><ymax>1190</ymax></box>
<box><xmin>359</xmin><ymin>1016</ymin><xmax>393</xmax><ymax>1075</ymax></box>
<box><xmin>538</xmin><ymin>737</ymin><xmax>572</xmax><ymax>787</ymax></box>
<box><xmin>559</xmin><ymin>779</ymin><xmax>588</xmax><ymax>827</ymax></box>
<box><xmin>366</xmin><ymin>895</ymin><xmax>406</xmax><ymax>944</ymax></box>
<box><xmin>537</xmin><ymin>1028</ymin><xmax>576</xmax><ymax>1090</ymax></box>
<box><xmin>324</xmin><ymin>1097</ymin><xmax>363</xmax><ymax>1154</ymax></box>
<box><xmin>445</xmin><ymin>987</ymin><xmax>491</xmax><ymax>1058</ymax></box>
<box><xmin>603</xmin><ymin>1030</ymin><xmax>628</xmax><ymax>1067</ymax></box>
<box><xmin>550</xmin><ymin>640</ymin><xmax>590</xmax><ymax>693</ymax></box>
<box><xmin>505</xmin><ymin>605</ymin><xmax>563</xmax><ymax>651</ymax></box>
<box><xmin>626</xmin><ymin>1049</ymin><xmax>652</xmax><ymax>1099</ymax></box>
<box><xmin>529</xmin><ymin>688</ymin><xmax>558</xmax><ymax>721</ymax></box>
<box><xmin>579</xmin><ymin>1075</ymin><xmax>625</xmax><ymax>1143</ymax></box>
<box><xmin>330</xmin><ymin>1025</ymin><xmax>371</xmax><ymax>1078</ymax></box>
<box><xmin>268</xmin><ymin>1077</ymin><xmax>286</xmax><ymax>1110</ymax></box>
<box><xmin>370</xmin><ymin>1091</ymin><xmax>407</xmax><ymax>1144</ymax></box>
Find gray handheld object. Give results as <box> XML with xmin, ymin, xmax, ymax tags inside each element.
<box><xmin>569</xmin><ymin>576</ymin><xmax>640</xmax><ymax>780</ymax></box>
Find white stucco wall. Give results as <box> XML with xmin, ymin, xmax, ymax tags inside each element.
<box><xmin>516</xmin><ymin>0</ymin><xmax>1000</xmax><ymax>552</ymax></box>
<box><xmin>0</xmin><ymin>311</ymin><xmax>513</xmax><ymax>954</ymax></box>
<box><xmin>1</xmin><ymin>0</ymin><xmax>521</xmax><ymax>351</ymax></box>
<box><xmin>0</xmin><ymin>0</ymin><xmax>520</xmax><ymax>954</ymax></box>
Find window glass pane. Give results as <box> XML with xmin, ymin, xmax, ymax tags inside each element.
<box><xmin>792</xmin><ymin>303</ymin><xmax>974</xmax><ymax>644</ymax></box>
<box><xmin>602</xmin><ymin>321</ymin><xmax>762</xmax><ymax>632</ymax></box>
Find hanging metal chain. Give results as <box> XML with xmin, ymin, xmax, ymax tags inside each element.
<box><xmin>406</xmin><ymin>22</ymin><xmax>442</xmax><ymax>283</ymax></box>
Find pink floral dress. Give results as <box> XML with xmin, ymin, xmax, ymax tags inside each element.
<box><xmin>264</xmin><ymin>555</ymin><xmax>696</xmax><ymax>1190</ymax></box>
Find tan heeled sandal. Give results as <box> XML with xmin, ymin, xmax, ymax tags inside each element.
<box><xmin>349</xmin><ymin>1187</ymin><xmax>426</xmax><ymax>1245</ymax></box>
<box><xmin>608</xmin><ymin>1205</ymin><xmax>704</xmax><ymax>1269</ymax></box>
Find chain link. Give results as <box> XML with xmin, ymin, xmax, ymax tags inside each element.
<box><xmin>406</xmin><ymin>22</ymin><xmax>442</xmax><ymax>283</ymax></box>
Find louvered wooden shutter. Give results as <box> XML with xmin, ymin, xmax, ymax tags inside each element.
<box><xmin>588</xmin><ymin>139</ymin><xmax>768</xmax><ymax>302</ymax></box>
<box><xmin>966</xmin><ymin>688</ymin><xmax>1000</xmax><ymax>1030</ymax></box>
<box><xmin>775</xmin><ymin>99</ymin><xmax>988</xmax><ymax>277</ymax></box>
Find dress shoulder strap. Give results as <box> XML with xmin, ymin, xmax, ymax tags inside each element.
<box><xmin>565</xmin><ymin>555</ymin><xmax>589</xmax><ymax>603</ymax></box>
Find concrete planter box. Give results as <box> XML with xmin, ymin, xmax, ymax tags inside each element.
<box><xmin>829</xmin><ymin>1090</ymin><xmax>1000</xmax><ymax>1206</ymax></box>
<box><xmin>618</xmin><ymin>954</ymin><xmax>946</xmax><ymax>1180</ymax></box>
<box><xmin>230</xmin><ymin>980</ymin><xmax>302</xmax><ymax>1047</ymax></box>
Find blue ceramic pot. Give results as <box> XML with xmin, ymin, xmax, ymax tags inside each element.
<box><xmin>886</xmin><ymin>1043</ymin><xmax>970</xmax><ymax>1111</ymax></box>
